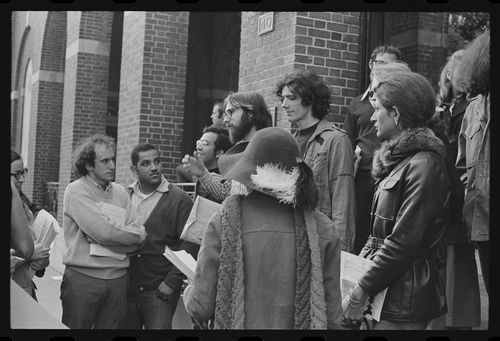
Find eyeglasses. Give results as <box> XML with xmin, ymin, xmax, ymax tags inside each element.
<box><xmin>11</xmin><ymin>168</ymin><xmax>28</xmax><ymax>181</ymax></box>
<box><xmin>196</xmin><ymin>140</ymin><xmax>213</xmax><ymax>148</ymax></box>
<box><xmin>224</xmin><ymin>107</ymin><xmax>240</xmax><ymax>119</ymax></box>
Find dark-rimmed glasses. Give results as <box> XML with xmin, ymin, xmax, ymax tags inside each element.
<box><xmin>11</xmin><ymin>168</ymin><xmax>28</xmax><ymax>181</ymax></box>
<box><xmin>224</xmin><ymin>107</ymin><xmax>240</xmax><ymax>119</ymax></box>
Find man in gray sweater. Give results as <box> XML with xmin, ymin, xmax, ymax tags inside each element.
<box><xmin>60</xmin><ymin>133</ymin><xmax>147</xmax><ymax>329</ymax></box>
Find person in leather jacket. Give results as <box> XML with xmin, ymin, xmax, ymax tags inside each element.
<box><xmin>342</xmin><ymin>71</ymin><xmax>450</xmax><ymax>330</ymax></box>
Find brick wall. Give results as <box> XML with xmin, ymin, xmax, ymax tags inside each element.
<box><xmin>58</xmin><ymin>11</ymin><xmax>114</xmax><ymax>224</ymax></box>
<box><xmin>388</xmin><ymin>12</ymin><xmax>448</xmax><ymax>91</ymax></box>
<box><xmin>31</xmin><ymin>11</ymin><xmax>66</xmax><ymax>212</ymax></box>
<box><xmin>116</xmin><ymin>11</ymin><xmax>190</xmax><ymax>186</ymax></box>
<box><xmin>239</xmin><ymin>12</ymin><xmax>361</xmax><ymax>128</ymax></box>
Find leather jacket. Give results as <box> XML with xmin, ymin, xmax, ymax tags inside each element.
<box><xmin>358</xmin><ymin>127</ymin><xmax>450</xmax><ymax>322</ymax></box>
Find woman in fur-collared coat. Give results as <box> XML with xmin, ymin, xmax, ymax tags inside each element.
<box><xmin>342</xmin><ymin>71</ymin><xmax>450</xmax><ymax>330</ymax></box>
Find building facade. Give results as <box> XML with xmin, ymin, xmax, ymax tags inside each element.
<box><xmin>11</xmin><ymin>11</ymin><xmax>453</xmax><ymax>272</ymax></box>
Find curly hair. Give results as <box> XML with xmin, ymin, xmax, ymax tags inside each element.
<box><xmin>202</xmin><ymin>124</ymin><xmax>233</xmax><ymax>154</ymax></box>
<box><xmin>275</xmin><ymin>69</ymin><xmax>331</xmax><ymax>120</ymax></box>
<box><xmin>223</xmin><ymin>92</ymin><xmax>272</xmax><ymax>131</ymax></box>
<box><xmin>72</xmin><ymin>133</ymin><xmax>116</xmax><ymax>178</ymax></box>
<box><xmin>130</xmin><ymin>143</ymin><xmax>159</xmax><ymax>166</ymax></box>
<box><xmin>454</xmin><ymin>29</ymin><xmax>490</xmax><ymax>97</ymax></box>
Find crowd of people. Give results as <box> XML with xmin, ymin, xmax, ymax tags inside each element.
<box><xmin>10</xmin><ymin>28</ymin><xmax>489</xmax><ymax>330</ymax></box>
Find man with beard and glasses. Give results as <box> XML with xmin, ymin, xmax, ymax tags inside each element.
<box><xmin>121</xmin><ymin>143</ymin><xmax>198</xmax><ymax>329</ymax></box>
<box><xmin>182</xmin><ymin>91</ymin><xmax>272</xmax><ymax>201</ymax></box>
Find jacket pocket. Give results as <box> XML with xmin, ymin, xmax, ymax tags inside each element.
<box><xmin>373</xmin><ymin>177</ymin><xmax>399</xmax><ymax>221</ymax></box>
<box><xmin>464</xmin><ymin>120</ymin><xmax>481</xmax><ymax>168</ymax></box>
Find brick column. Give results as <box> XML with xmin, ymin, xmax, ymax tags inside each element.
<box><xmin>388</xmin><ymin>12</ymin><xmax>448</xmax><ymax>90</ymax></box>
<box><xmin>239</xmin><ymin>12</ymin><xmax>361</xmax><ymax>128</ymax></box>
<box><xmin>115</xmin><ymin>11</ymin><xmax>189</xmax><ymax>186</ymax></box>
<box><xmin>57</xmin><ymin>11</ymin><xmax>114</xmax><ymax>224</ymax></box>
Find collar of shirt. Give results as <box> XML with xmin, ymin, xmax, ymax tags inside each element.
<box><xmin>86</xmin><ymin>175</ymin><xmax>113</xmax><ymax>193</ymax></box>
<box><xmin>360</xmin><ymin>88</ymin><xmax>371</xmax><ymax>102</ymax></box>
<box><xmin>128</xmin><ymin>175</ymin><xmax>170</xmax><ymax>199</ymax></box>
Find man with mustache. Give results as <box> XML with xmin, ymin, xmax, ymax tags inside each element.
<box><xmin>122</xmin><ymin>143</ymin><xmax>198</xmax><ymax>329</ymax></box>
<box><xmin>182</xmin><ymin>92</ymin><xmax>272</xmax><ymax>200</ymax></box>
<box><xmin>60</xmin><ymin>133</ymin><xmax>148</xmax><ymax>329</ymax></box>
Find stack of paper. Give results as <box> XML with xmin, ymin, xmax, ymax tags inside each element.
<box><xmin>180</xmin><ymin>196</ymin><xmax>221</xmax><ymax>245</ymax></box>
<box><xmin>163</xmin><ymin>246</ymin><xmax>197</xmax><ymax>281</ymax></box>
<box><xmin>340</xmin><ymin>251</ymin><xmax>388</xmax><ymax>322</ymax></box>
<box><xmin>89</xmin><ymin>202</ymin><xmax>127</xmax><ymax>260</ymax></box>
<box><xmin>32</xmin><ymin>209</ymin><xmax>60</xmax><ymax>248</ymax></box>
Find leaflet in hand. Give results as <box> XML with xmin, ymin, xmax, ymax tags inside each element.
<box><xmin>180</xmin><ymin>196</ymin><xmax>220</xmax><ymax>245</ymax></box>
<box><xmin>340</xmin><ymin>251</ymin><xmax>387</xmax><ymax>322</ymax></box>
<box><xmin>31</xmin><ymin>209</ymin><xmax>60</xmax><ymax>248</ymax></box>
<box><xmin>89</xmin><ymin>202</ymin><xmax>127</xmax><ymax>260</ymax></box>
<box><xmin>163</xmin><ymin>246</ymin><xmax>197</xmax><ymax>281</ymax></box>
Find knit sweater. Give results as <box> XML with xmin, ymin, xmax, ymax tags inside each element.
<box><xmin>127</xmin><ymin>183</ymin><xmax>198</xmax><ymax>294</ymax></box>
<box><xmin>62</xmin><ymin>176</ymin><xmax>147</xmax><ymax>279</ymax></box>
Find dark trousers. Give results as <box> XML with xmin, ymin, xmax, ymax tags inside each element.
<box><xmin>353</xmin><ymin>169</ymin><xmax>376</xmax><ymax>255</ymax></box>
<box><xmin>476</xmin><ymin>241</ymin><xmax>489</xmax><ymax>294</ymax></box>
<box><xmin>60</xmin><ymin>267</ymin><xmax>129</xmax><ymax>329</ymax></box>
<box><xmin>121</xmin><ymin>287</ymin><xmax>181</xmax><ymax>329</ymax></box>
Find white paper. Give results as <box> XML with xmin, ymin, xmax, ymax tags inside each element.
<box><xmin>340</xmin><ymin>251</ymin><xmax>388</xmax><ymax>322</ymax></box>
<box><xmin>164</xmin><ymin>246</ymin><xmax>197</xmax><ymax>281</ymax></box>
<box><xmin>31</xmin><ymin>209</ymin><xmax>60</xmax><ymax>248</ymax></box>
<box><xmin>89</xmin><ymin>202</ymin><xmax>127</xmax><ymax>260</ymax></box>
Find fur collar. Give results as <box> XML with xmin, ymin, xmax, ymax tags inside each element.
<box><xmin>372</xmin><ymin>127</ymin><xmax>446</xmax><ymax>181</ymax></box>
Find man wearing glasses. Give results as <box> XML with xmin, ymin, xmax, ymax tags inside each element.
<box><xmin>193</xmin><ymin>125</ymin><xmax>232</xmax><ymax>203</ymax></box>
<box><xmin>182</xmin><ymin>92</ymin><xmax>272</xmax><ymax>200</ymax></box>
<box><xmin>343</xmin><ymin>45</ymin><xmax>401</xmax><ymax>254</ymax></box>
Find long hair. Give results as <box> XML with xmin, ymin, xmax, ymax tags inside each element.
<box><xmin>72</xmin><ymin>133</ymin><xmax>116</xmax><ymax>178</ymax></box>
<box><xmin>454</xmin><ymin>29</ymin><xmax>490</xmax><ymax>97</ymax></box>
<box><xmin>275</xmin><ymin>69</ymin><xmax>331</xmax><ymax>120</ymax></box>
<box><xmin>374</xmin><ymin>71</ymin><xmax>437</xmax><ymax>129</ymax></box>
<box><xmin>223</xmin><ymin>92</ymin><xmax>272</xmax><ymax>130</ymax></box>
<box><xmin>437</xmin><ymin>50</ymin><xmax>465</xmax><ymax>104</ymax></box>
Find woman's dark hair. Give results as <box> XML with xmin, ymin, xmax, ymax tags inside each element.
<box><xmin>11</xmin><ymin>149</ymin><xmax>22</xmax><ymax>164</ymax></box>
<box><xmin>72</xmin><ymin>133</ymin><xmax>116</xmax><ymax>178</ymax></box>
<box><xmin>374</xmin><ymin>71</ymin><xmax>437</xmax><ymax>129</ymax></box>
<box><xmin>275</xmin><ymin>70</ymin><xmax>331</xmax><ymax>120</ymax></box>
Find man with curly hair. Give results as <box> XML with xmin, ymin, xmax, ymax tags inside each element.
<box><xmin>60</xmin><ymin>133</ymin><xmax>148</xmax><ymax>329</ymax></box>
<box><xmin>275</xmin><ymin>70</ymin><xmax>356</xmax><ymax>252</ymax></box>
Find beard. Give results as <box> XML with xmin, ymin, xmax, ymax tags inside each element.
<box><xmin>229</xmin><ymin>111</ymin><xmax>254</xmax><ymax>144</ymax></box>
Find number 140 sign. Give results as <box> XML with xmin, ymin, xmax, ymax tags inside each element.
<box><xmin>258</xmin><ymin>12</ymin><xmax>274</xmax><ymax>36</ymax></box>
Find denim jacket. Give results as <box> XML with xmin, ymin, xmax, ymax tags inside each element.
<box><xmin>456</xmin><ymin>93</ymin><xmax>490</xmax><ymax>242</ymax></box>
<box><xmin>298</xmin><ymin>118</ymin><xmax>356</xmax><ymax>252</ymax></box>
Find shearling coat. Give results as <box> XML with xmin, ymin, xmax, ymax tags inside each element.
<box><xmin>358</xmin><ymin>127</ymin><xmax>450</xmax><ymax>322</ymax></box>
<box><xmin>183</xmin><ymin>190</ymin><xmax>343</xmax><ymax>329</ymax></box>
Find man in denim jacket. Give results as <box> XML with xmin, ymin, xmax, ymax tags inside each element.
<box><xmin>275</xmin><ymin>70</ymin><xmax>356</xmax><ymax>252</ymax></box>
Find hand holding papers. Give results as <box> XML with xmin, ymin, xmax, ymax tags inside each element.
<box><xmin>340</xmin><ymin>251</ymin><xmax>387</xmax><ymax>322</ymax></box>
<box><xmin>180</xmin><ymin>196</ymin><xmax>221</xmax><ymax>245</ymax></box>
<box><xmin>163</xmin><ymin>246</ymin><xmax>197</xmax><ymax>281</ymax></box>
<box><xmin>31</xmin><ymin>209</ymin><xmax>60</xmax><ymax>248</ymax></box>
<box><xmin>89</xmin><ymin>202</ymin><xmax>127</xmax><ymax>260</ymax></box>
